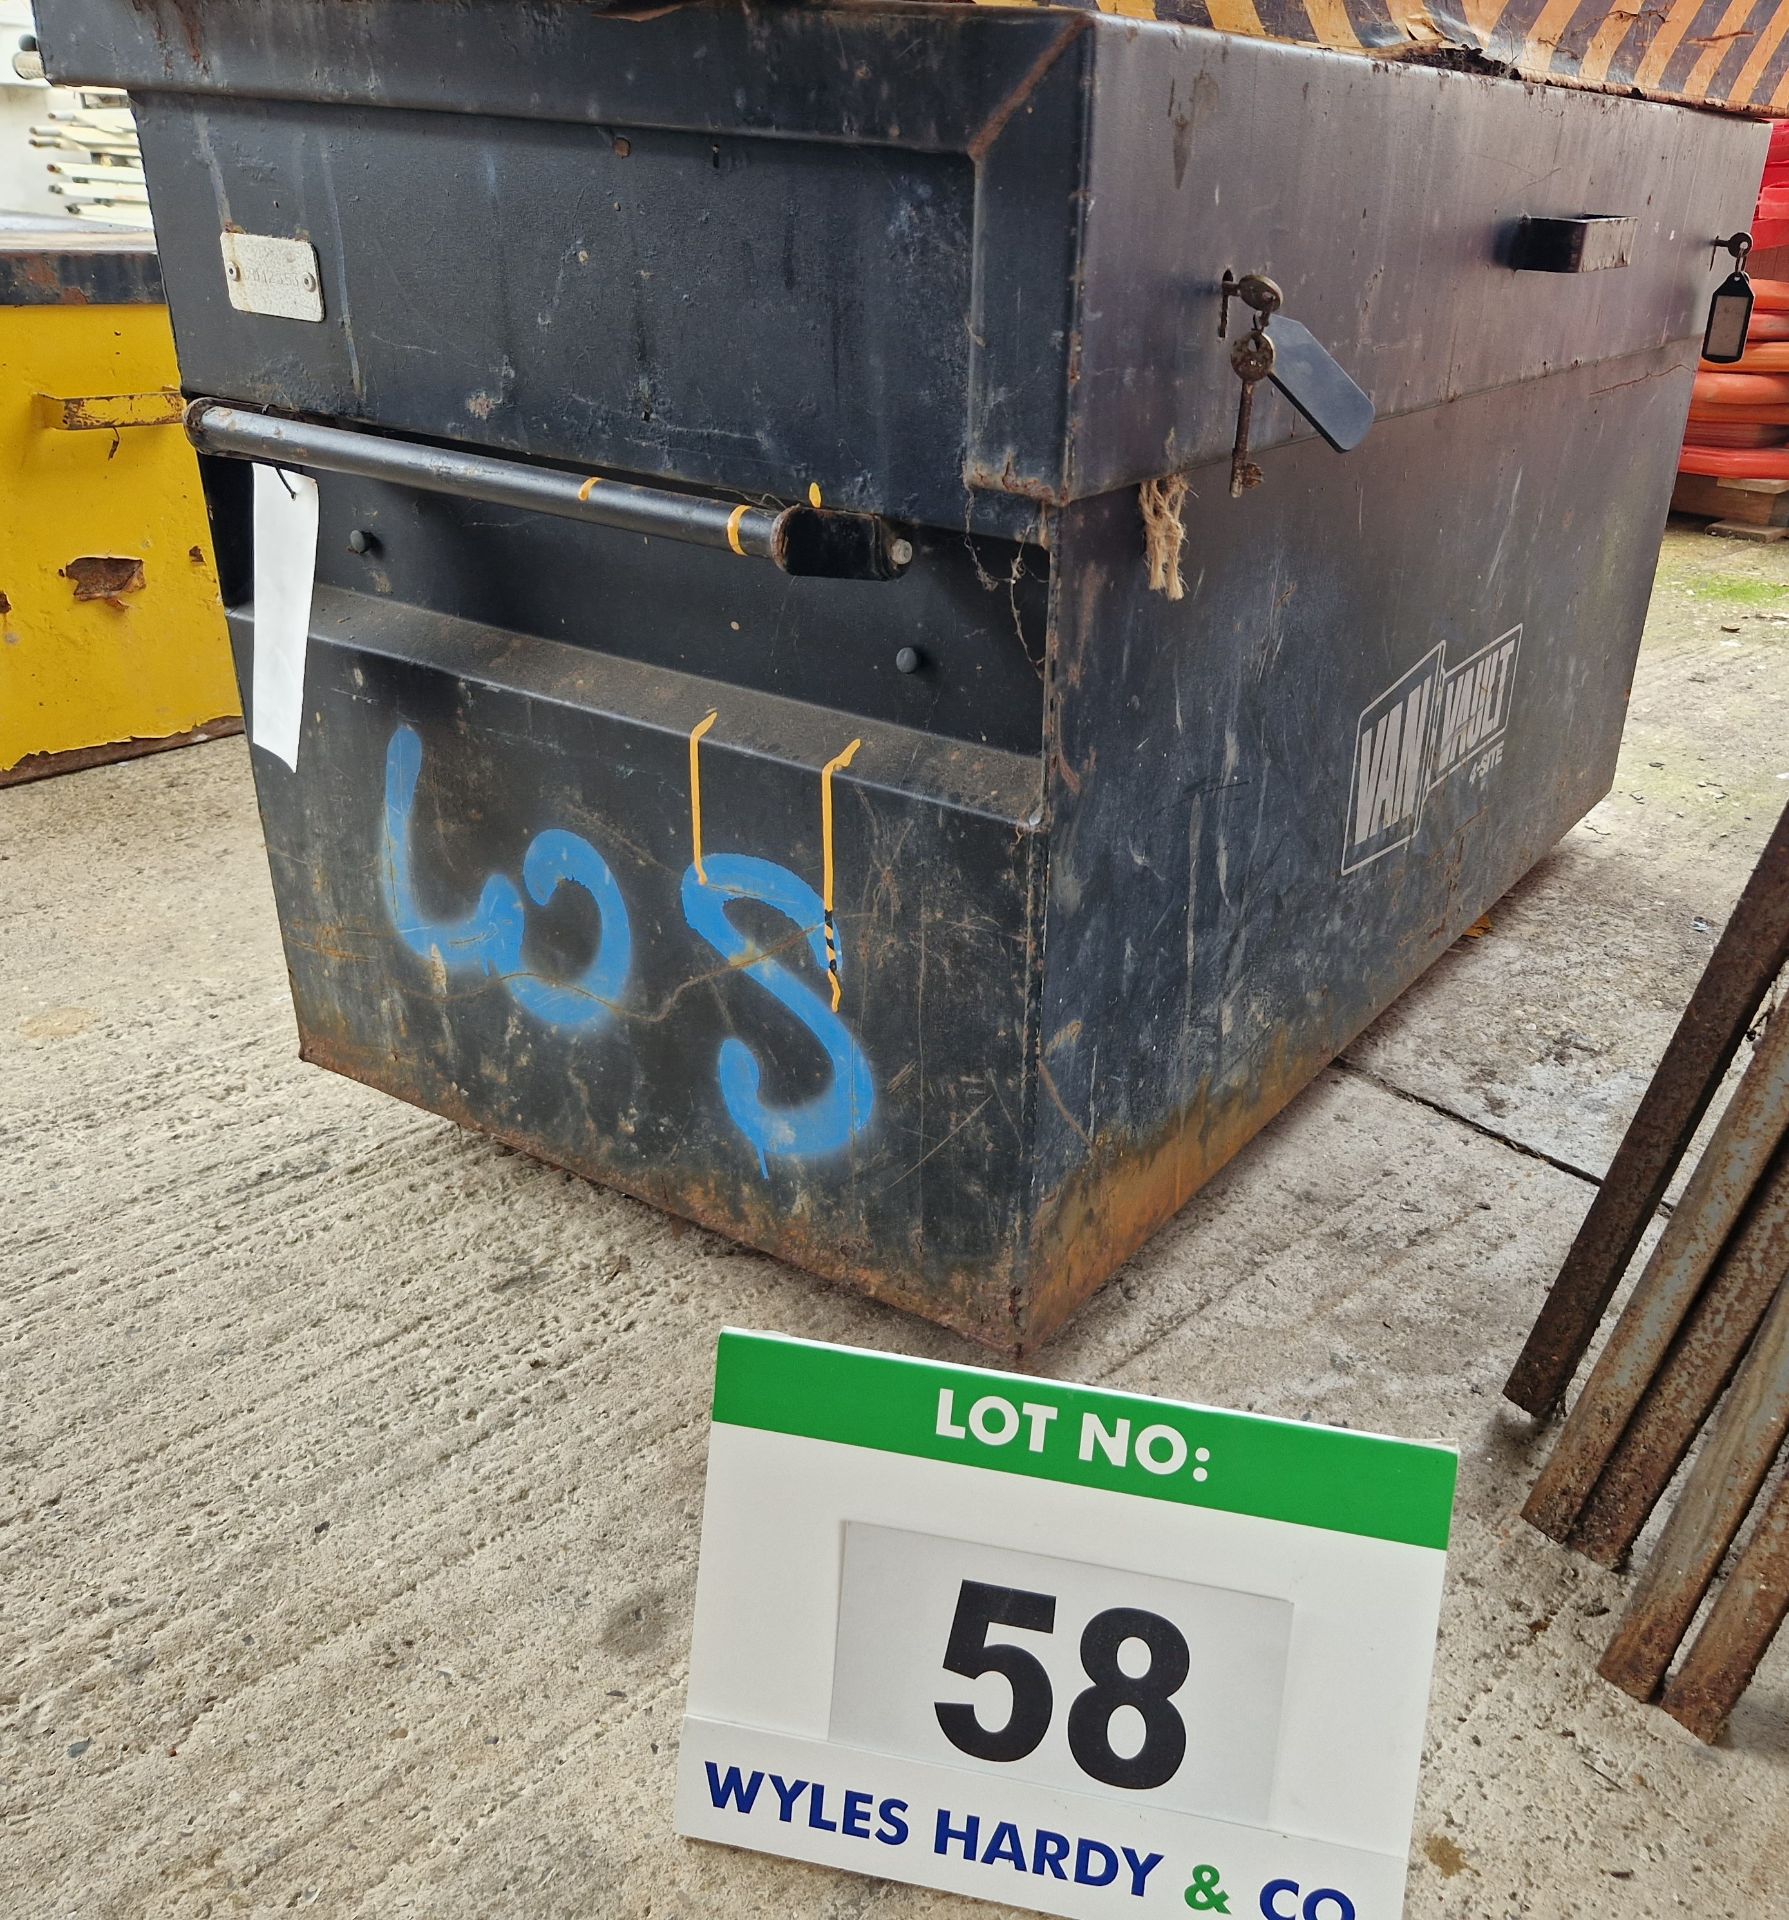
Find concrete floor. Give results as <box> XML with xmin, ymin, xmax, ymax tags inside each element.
<box><xmin>4</xmin><ymin>524</ymin><xmax>1787</xmax><ymax>1919</ymax></box>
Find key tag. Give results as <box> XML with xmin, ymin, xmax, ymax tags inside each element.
<box><xmin>1703</xmin><ymin>231</ymin><xmax>1754</xmax><ymax>366</ymax></box>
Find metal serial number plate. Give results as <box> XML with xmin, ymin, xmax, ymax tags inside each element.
<box><xmin>219</xmin><ymin>230</ymin><xmax>325</xmax><ymax>323</ymax></box>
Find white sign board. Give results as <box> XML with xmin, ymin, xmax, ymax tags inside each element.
<box><xmin>677</xmin><ymin>1332</ymin><xmax>1457</xmax><ymax>1920</ymax></box>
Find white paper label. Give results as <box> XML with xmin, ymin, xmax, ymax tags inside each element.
<box><xmin>250</xmin><ymin>464</ymin><xmax>319</xmax><ymax>771</ymax></box>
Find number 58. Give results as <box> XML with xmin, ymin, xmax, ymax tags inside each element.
<box><xmin>934</xmin><ymin>1579</ymin><xmax>1191</xmax><ymax>1791</ymax></box>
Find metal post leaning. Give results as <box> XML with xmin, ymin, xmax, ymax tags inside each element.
<box><xmin>1504</xmin><ymin>801</ymin><xmax>1789</xmax><ymax>1417</ymax></box>
<box><xmin>1567</xmin><ymin>1143</ymin><xmax>1789</xmax><ymax>1566</ymax></box>
<box><xmin>1596</xmin><ymin>1264</ymin><xmax>1789</xmax><ymax>1701</ymax></box>
<box><xmin>1660</xmin><ymin>1464</ymin><xmax>1789</xmax><ymax>1740</ymax></box>
<box><xmin>1521</xmin><ymin>998</ymin><xmax>1789</xmax><ymax>1543</ymax></box>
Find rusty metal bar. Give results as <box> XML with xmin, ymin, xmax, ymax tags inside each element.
<box><xmin>1505</xmin><ymin>801</ymin><xmax>1789</xmax><ymax>1416</ymax></box>
<box><xmin>1568</xmin><ymin>1142</ymin><xmax>1789</xmax><ymax>1565</ymax></box>
<box><xmin>1597</xmin><ymin>1266</ymin><xmax>1789</xmax><ymax>1700</ymax></box>
<box><xmin>1524</xmin><ymin>1001</ymin><xmax>1789</xmax><ymax>1542</ymax></box>
<box><xmin>1660</xmin><ymin>1462</ymin><xmax>1789</xmax><ymax>1741</ymax></box>
<box><xmin>35</xmin><ymin>387</ymin><xmax>184</xmax><ymax>431</ymax></box>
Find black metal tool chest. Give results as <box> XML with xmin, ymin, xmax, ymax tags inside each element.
<box><xmin>42</xmin><ymin>0</ymin><xmax>1765</xmax><ymax>1346</ymax></box>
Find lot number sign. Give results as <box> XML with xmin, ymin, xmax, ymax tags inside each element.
<box><xmin>676</xmin><ymin>1332</ymin><xmax>1456</xmax><ymax>1919</ymax></box>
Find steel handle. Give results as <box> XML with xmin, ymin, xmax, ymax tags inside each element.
<box><xmin>1509</xmin><ymin>215</ymin><xmax>1636</xmax><ymax>273</ymax></box>
<box><xmin>184</xmin><ymin>401</ymin><xmax>912</xmax><ymax>582</ymax></box>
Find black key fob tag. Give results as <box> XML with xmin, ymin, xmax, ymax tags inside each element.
<box><xmin>1703</xmin><ymin>269</ymin><xmax>1754</xmax><ymax>365</ymax></box>
<box><xmin>1703</xmin><ymin>232</ymin><xmax>1754</xmax><ymax>366</ymax></box>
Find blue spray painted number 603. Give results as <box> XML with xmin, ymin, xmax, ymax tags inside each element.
<box><xmin>380</xmin><ymin>725</ymin><xmax>875</xmax><ymax>1174</ymax></box>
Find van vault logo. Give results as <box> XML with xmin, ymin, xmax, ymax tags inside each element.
<box><xmin>1342</xmin><ymin>625</ymin><xmax>1522</xmax><ymax>874</ymax></box>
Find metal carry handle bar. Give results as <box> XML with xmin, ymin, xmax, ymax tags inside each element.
<box><xmin>184</xmin><ymin>401</ymin><xmax>910</xmax><ymax>582</ymax></box>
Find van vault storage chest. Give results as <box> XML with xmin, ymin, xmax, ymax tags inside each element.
<box><xmin>43</xmin><ymin>0</ymin><xmax>1765</xmax><ymax>1348</ymax></box>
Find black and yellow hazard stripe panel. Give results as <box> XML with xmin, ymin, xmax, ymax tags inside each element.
<box><xmin>963</xmin><ymin>0</ymin><xmax>1789</xmax><ymax>112</ymax></box>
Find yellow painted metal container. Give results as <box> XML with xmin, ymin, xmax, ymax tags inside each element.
<box><xmin>1</xmin><ymin>219</ymin><xmax>238</xmax><ymax>784</ymax></box>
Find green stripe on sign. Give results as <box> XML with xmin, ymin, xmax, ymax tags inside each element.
<box><xmin>712</xmin><ymin>1331</ymin><xmax>1456</xmax><ymax>1551</ymax></box>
